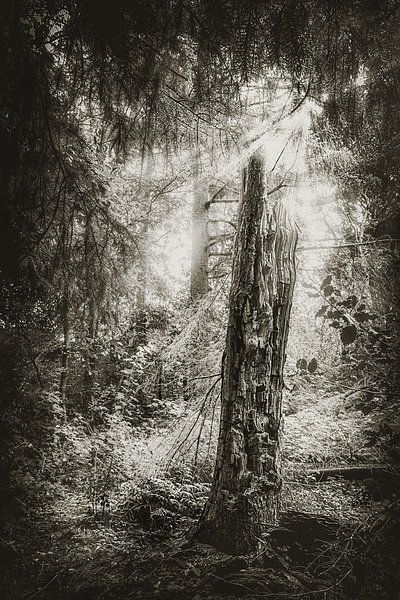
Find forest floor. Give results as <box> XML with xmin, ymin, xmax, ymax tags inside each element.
<box><xmin>2</xmin><ymin>381</ymin><xmax>400</xmax><ymax>600</ymax></box>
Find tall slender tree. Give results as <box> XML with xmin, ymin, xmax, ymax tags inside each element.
<box><xmin>190</xmin><ymin>147</ymin><xmax>211</xmax><ymax>300</ymax></box>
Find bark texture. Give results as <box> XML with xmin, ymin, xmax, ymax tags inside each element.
<box><xmin>196</xmin><ymin>151</ymin><xmax>297</xmax><ymax>554</ymax></box>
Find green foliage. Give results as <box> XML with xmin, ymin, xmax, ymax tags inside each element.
<box><xmin>284</xmin><ymin>392</ymin><xmax>378</xmax><ymax>468</ymax></box>
<box><xmin>116</xmin><ymin>470</ymin><xmax>210</xmax><ymax>531</ymax></box>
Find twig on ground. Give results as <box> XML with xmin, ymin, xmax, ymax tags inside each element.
<box><xmin>25</xmin><ymin>574</ymin><xmax>58</xmax><ymax>600</ymax></box>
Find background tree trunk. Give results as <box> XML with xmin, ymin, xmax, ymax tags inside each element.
<box><xmin>59</xmin><ymin>285</ymin><xmax>69</xmax><ymax>408</ymax></box>
<box><xmin>135</xmin><ymin>239</ymin><xmax>148</xmax><ymax>348</ymax></box>
<box><xmin>83</xmin><ymin>295</ymin><xmax>98</xmax><ymax>407</ymax></box>
<box><xmin>190</xmin><ymin>149</ymin><xmax>210</xmax><ymax>300</ymax></box>
<box><xmin>83</xmin><ymin>210</ymin><xmax>98</xmax><ymax>407</ymax></box>
<box><xmin>196</xmin><ymin>150</ymin><xmax>298</xmax><ymax>554</ymax></box>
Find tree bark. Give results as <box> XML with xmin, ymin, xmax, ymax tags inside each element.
<box><xmin>190</xmin><ymin>149</ymin><xmax>210</xmax><ymax>300</ymax></box>
<box><xmin>196</xmin><ymin>150</ymin><xmax>297</xmax><ymax>554</ymax></box>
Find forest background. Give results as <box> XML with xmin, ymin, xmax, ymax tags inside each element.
<box><xmin>1</xmin><ymin>1</ymin><xmax>400</xmax><ymax>599</ymax></box>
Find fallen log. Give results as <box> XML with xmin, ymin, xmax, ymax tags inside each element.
<box><xmin>308</xmin><ymin>465</ymin><xmax>400</xmax><ymax>482</ymax></box>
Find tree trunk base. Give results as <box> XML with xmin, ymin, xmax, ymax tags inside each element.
<box><xmin>195</xmin><ymin>482</ymin><xmax>280</xmax><ymax>555</ymax></box>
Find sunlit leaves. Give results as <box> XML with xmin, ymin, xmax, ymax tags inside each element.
<box><xmin>320</xmin><ymin>274</ymin><xmax>332</xmax><ymax>289</ymax></box>
<box><xmin>315</xmin><ymin>266</ymin><xmax>381</xmax><ymax>350</ymax></box>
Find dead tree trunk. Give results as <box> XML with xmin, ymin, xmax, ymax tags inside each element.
<box><xmin>190</xmin><ymin>149</ymin><xmax>210</xmax><ymax>300</ymax></box>
<box><xmin>196</xmin><ymin>151</ymin><xmax>297</xmax><ymax>554</ymax></box>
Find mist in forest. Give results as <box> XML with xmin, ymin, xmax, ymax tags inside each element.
<box><xmin>1</xmin><ymin>2</ymin><xmax>400</xmax><ymax>599</ymax></box>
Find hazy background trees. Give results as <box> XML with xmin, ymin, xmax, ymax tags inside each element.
<box><xmin>1</xmin><ymin>1</ymin><xmax>400</xmax><ymax>598</ymax></box>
